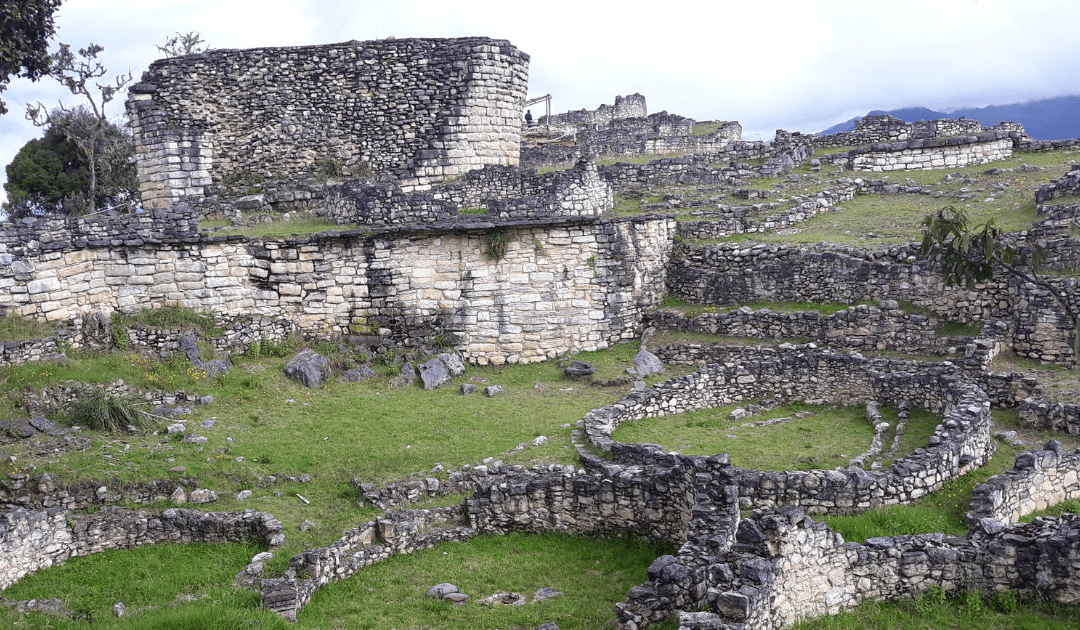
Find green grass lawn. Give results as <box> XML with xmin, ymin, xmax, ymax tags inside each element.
<box><xmin>611</xmin><ymin>402</ymin><xmax>939</xmax><ymax>471</ymax></box>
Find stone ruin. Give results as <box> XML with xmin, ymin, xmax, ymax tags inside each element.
<box><xmin>2</xmin><ymin>35</ymin><xmax>1080</xmax><ymax>629</ymax></box>
<box><xmin>127</xmin><ymin>37</ymin><xmax>530</xmax><ymax>208</ymax></box>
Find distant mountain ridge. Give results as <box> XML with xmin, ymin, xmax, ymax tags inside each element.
<box><xmin>817</xmin><ymin>96</ymin><xmax>1080</xmax><ymax>141</ymax></box>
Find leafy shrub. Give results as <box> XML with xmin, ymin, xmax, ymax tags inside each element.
<box><xmin>914</xmin><ymin>585</ymin><xmax>947</xmax><ymax>616</ymax></box>
<box><xmin>66</xmin><ymin>387</ymin><xmax>154</xmax><ymax>432</ymax></box>
<box><xmin>112</xmin><ymin>327</ymin><xmax>130</xmax><ymax>350</ymax></box>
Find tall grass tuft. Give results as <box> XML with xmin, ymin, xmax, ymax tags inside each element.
<box><xmin>66</xmin><ymin>387</ymin><xmax>156</xmax><ymax>432</ymax></box>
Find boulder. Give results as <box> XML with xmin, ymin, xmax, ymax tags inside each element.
<box><xmin>418</xmin><ymin>357</ymin><xmax>451</xmax><ymax>390</ymax></box>
<box><xmin>564</xmin><ymin>361</ymin><xmax>594</xmax><ymax>378</ymax></box>
<box><xmin>436</xmin><ymin>352</ymin><xmax>466</xmax><ymax>377</ymax></box>
<box><xmin>189</xmin><ymin>488</ymin><xmax>218</xmax><ymax>504</ymax></box>
<box><xmin>341</xmin><ymin>366</ymin><xmax>377</xmax><ymax>383</ymax></box>
<box><xmin>426</xmin><ymin>583</ymin><xmax>460</xmax><ymax>599</ymax></box>
<box><xmin>284</xmin><ymin>349</ymin><xmax>333</xmax><ymax>388</ymax></box>
<box><xmin>632</xmin><ymin>347</ymin><xmax>664</xmax><ymax>377</ymax></box>
<box><xmin>390</xmin><ymin>361</ymin><xmax>417</xmax><ymax>388</ymax></box>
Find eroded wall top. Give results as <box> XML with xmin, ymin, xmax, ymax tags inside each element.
<box><xmin>127</xmin><ymin>37</ymin><xmax>530</xmax><ymax>208</ymax></box>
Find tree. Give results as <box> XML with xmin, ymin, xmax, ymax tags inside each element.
<box><xmin>155</xmin><ymin>31</ymin><xmax>207</xmax><ymax>58</ymax></box>
<box><xmin>4</xmin><ymin>106</ymin><xmax>136</xmax><ymax>217</ymax></box>
<box><xmin>920</xmin><ymin>205</ymin><xmax>1079</xmax><ymax>362</ymax></box>
<box><xmin>26</xmin><ymin>43</ymin><xmax>132</xmax><ymax>213</ymax></box>
<box><xmin>4</xmin><ymin>121</ymin><xmax>88</xmax><ymax>217</ymax></box>
<box><xmin>0</xmin><ymin>0</ymin><xmax>62</xmax><ymax>115</ymax></box>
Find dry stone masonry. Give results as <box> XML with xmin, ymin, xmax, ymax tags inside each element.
<box><xmin>0</xmin><ymin>506</ymin><xmax>283</xmax><ymax>591</ymax></box>
<box><xmin>967</xmin><ymin>441</ymin><xmax>1080</xmax><ymax>525</ymax></box>
<box><xmin>127</xmin><ymin>37</ymin><xmax>530</xmax><ymax>208</ymax></box>
<box><xmin>0</xmin><ymin>209</ymin><xmax>674</xmax><ymax>364</ymax></box>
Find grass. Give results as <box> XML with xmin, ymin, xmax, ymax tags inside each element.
<box><xmin>0</xmin><ymin>542</ymin><xmax>280</xmax><ymax>629</ymax></box>
<box><xmin>613</xmin><ymin>194</ymin><xmax>664</xmax><ymax>215</ymax></box>
<box><xmin>0</xmin><ymin>311</ymin><xmax>61</xmax><ymax>342</ymax></box>
<box><xmin>657</xmin><ymin>296</ymin><xmax>880</xmax><ymax>317</ymax></box>
<box><xmin>691</xmin><ymin>122</ymin><xmax>728</xmax><ymax>136</ymax></box>
<box><xmin>199</xmin><ymin>217</ymin><xmax>343</xmax><ymax>238</ymax></box>
<box><xmin>611</xmin><ymin>402</ymin><xmax>939</xmax><ymax>471</ymax></box>
<box><xmin>6</xmin><ymin>146</ymin><xmax>1080</xmax><ymax>626</ymax></box>
<box><xmin>667</xmin><ymin>148</ymin><xmax>1078</xmax><ymax>247</ymax></box>
<box><xmin>113</xmin><ymin>305</ymin><xmax>223</xmax><ymax>338</ymax></box>
<box><xmin>64</xmin><ymin>386</ymin><xmax>156</xmax><ymax>433</ymax></box>
<box><xmin>0</xmin><ymin>340</ymin><xmax>674</xmax><ymax>574</ymax></box>
<box><xmin>298</xmin><ymin>532</ymin><xmax>675</xmax><ymax>630</ymax></box>
<box><xmin>791</xmin><ymin>589</ymin><xmax>1080</xmax><ymax>630</ymax></box>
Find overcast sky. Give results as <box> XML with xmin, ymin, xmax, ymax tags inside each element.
<box><xmin>3</xmin><ymin>0</ymin><xmax>1078</xmax><ymax>206</ymax></box>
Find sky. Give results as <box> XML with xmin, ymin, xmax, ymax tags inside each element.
<box><xmin>3</xmin><ymin>0</ymin><xmax>1079</xmax><ymax>206</ymax></box>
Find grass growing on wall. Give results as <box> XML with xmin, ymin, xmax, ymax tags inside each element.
<box><xmin>0</xmin><ymin>311</ymin><xmax>61</xmax><ymax>342</ymax></box>
<box><xmin>113</xmin><ymin>305</ymin><xmax>223</xmax><ymax>337</ymax></box>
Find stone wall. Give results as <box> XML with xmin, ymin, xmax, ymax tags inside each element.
<box><xmin>324</xmin><ymin>159</ymin><xmax>612</xmax><ymax>226</ymax></box>
<box><xmin>1036</xmin><ymin>165</ymin><xmax>1080</xmax><ymax>206</ymax></box>
<box><xmin>537</xmin><ymin>93</ymin><xmax>647</xmax><ymax>126</ymax></box>
<box><xmin>261</xmin><ymin>507</ymin><xmax>475</xmax><ymax>621</ymax></box>
<box><xmin>846</xmin><ymin>134</ymin><xmax>1014</xmax><ymax>172</ymax></box>
<box><xmin>0</xmin><ymin>214</ymin><xmax>674</xmax><ymax>365</ymax></box>
<box><xmin>967</xmin><ymin>441</ymin><xmax>1080</xmax><ymax>525</ymax></box>
<box><xmin>645</xmin><ymin>302</ymin><xmax>962</xmax><ymax>354</ymax></box>
<box><xmin>466</xmin><ymin>465</ymin><xmax>695</xmax><ymax>541</ymax></box>
<box><xmin>0</xmin><ymin>505</ymin><xmax>283</xmax><ymax>591</ymax></box>
<box><xmin>126</xmin><ymin>37</ymin><xmax>530</xmax><ymax>208</ymax></box>
<box><xmin>666</xmin><ymin>241</ymin><xmax>1079</xmax><ymax>365</ymax></box>
<box><xmin>1019</xmin><ymin>398</ymin><xmax>1080</xmax><ymax>435</ymax></box>
<box><xmin>260</xmin><ymin>463</ymin><xmax>694</xmax><ymax>622</ymax></box>
<box><xmin>618</xmin><ymin>508</ymin><xmax>1080</xmax><ymax>630</ymax></box>
<box><xmin>581</xmin><ymin>349</ymin><xmax>994</xmax><ymax>515</ymax></box>
<box><xmin>813</xmin><ymin>114</ymin><xmax>1022</xmax><ymax>149</ymax></box>
<box><xmin>674</xmin><ymin>185</ymin><xmax>853</xmax><ymax>241</ymax></box>
<box><xmin>0</xmin><ymin>209</ymin><xmax>200</xmax><ymax>261</ymax></box>
<box><xmin>0</xmin><ymin>313</ymin><xmax>294</xmax><ymax>368</ymax></box>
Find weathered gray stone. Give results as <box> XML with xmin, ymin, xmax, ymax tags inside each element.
<box><xmin>484</xmin><ymin>385</ymin><xmax>504</xmax><ymax>397</ymax></box>
<box><xmin>284</xmin><ymin>349</ymin><xmax>332</xmax><ymax>388</ymax></box>
<box><xmin>436</xmin><ymin>352</ymin><xmax>466</xmax><ymax>377</ymax></box>
<box><xmin>632</xmin><ymin>347</ymin><xmax>664</xmax><ymax>377</ymax></box>
<box><xmin>426</xmin><ymin>583</ymin><xmax>460</xmax><ymax>599</ymax></box>
<box><xmin>341</xmin><ymin>366</ymin><xmax>377</xmax><ymax>383</ymax></box>
<box><xmin>189</xmin><ymin>488</ymin><xmax>218</xmax><ymax>504</ymax></box>
<box><xmin>418</xmin><ymin>357</ymin><xmax>450</xmax><ymax>391</ymax></box>
<box><xmin>565</xmin><ymin>360</ymin><xmax>594</xmax><ymax>378</ymax></box>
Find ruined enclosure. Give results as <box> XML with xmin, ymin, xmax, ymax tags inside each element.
<box><xmin>127</xmin><ymin>37</ymin><xmax>530</xmax><ymax>208</ymax></box>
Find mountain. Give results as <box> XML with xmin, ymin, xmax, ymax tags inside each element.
<box><xmin>817</xmin><ymin>95</ymin><xmax>1080</xmax><ymax>140</ymax></box>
